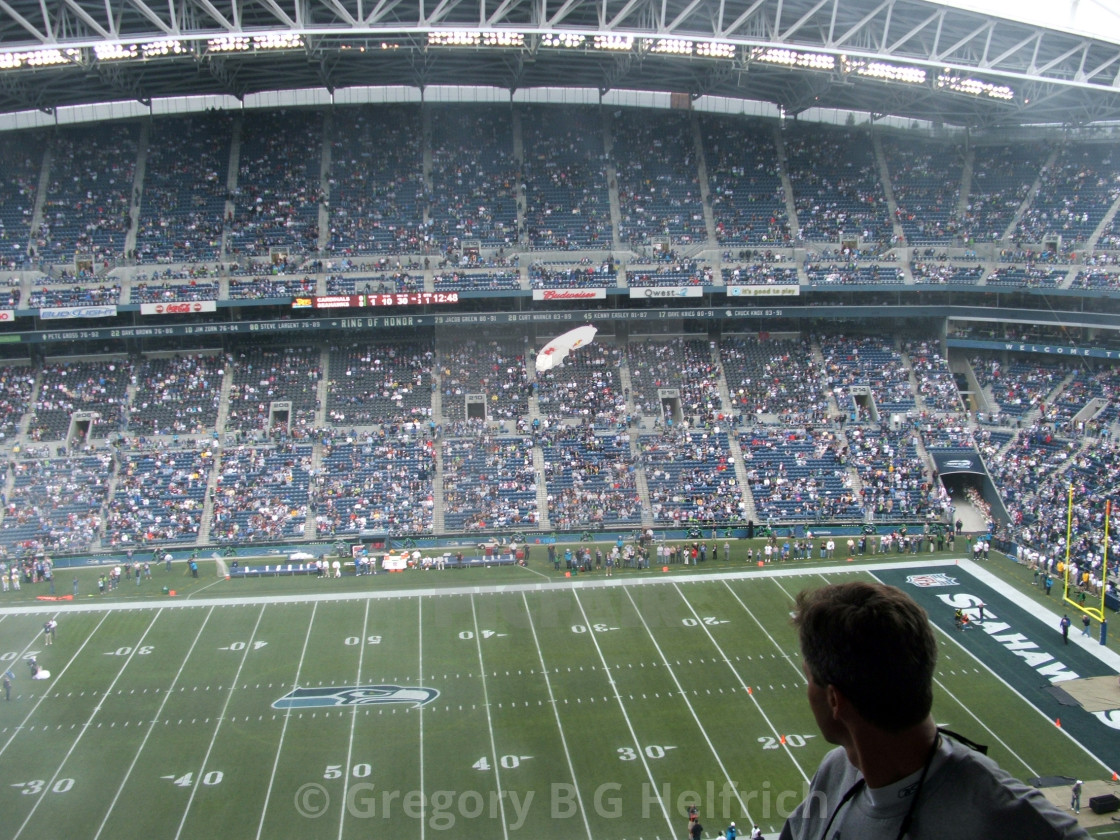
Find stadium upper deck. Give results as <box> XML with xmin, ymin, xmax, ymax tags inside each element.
<box><xmin>0</xmin><ymin>104</ymin><xmax>1117</xmax><ymax>335</ymax></box>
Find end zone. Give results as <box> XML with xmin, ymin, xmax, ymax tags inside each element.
<box><xmin>875</xmin><ymin>560</ymin><xmax>1120</xmax><ymax>776</ymax></box>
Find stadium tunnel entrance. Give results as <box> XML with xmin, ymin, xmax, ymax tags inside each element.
<box><xmin>931</xmin><ymin>449</ymin><xmax>1010</xmax><ymax>531</ymax></box>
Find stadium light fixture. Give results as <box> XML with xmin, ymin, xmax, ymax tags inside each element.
<box><xmin>937</xmin><ymin>70</ymin><xmax>1014</xmax><ymax>100</ymax></box>
<box><xmin>647</xmin><ymin>38</ymin><xmax>694</xmax><ymax>56</ymax></box>
<box><xmin>696</xmin><ymin>41</ymin><xmax>736</xmax><ymax>59</ymax></box>
<box><xmin>208</xmin><ymin>35</ymin><xmax>251</xmax><ymax>52</ymax></box>
<box><xmin>540</xmin><ymin>33</ymin><xmax>586</xmax><ymax>49</ymax></box>
<box><xmin>0</xmin><ymin>47</ymin><xmax>80</xmax><ymax>69</ymax></box>
<box><xmin>208</xmin><ymin>33</ymin><xmax>302</xmax><ymax>52</ymax></box>
<box><xmin>142</xmin><ymin>40</ymin><xmax>186</xmax><ymax>58</ymax></box>
<box><xmin>253</xmin><ymin>33</ymin><xmax>304</xmax><ymax>50</ymax></box>
<box><xmin>482</xmin><ymin>32</ymin><xmax>525</xmax><ymax>47</ymax></box>
<box><xmin>593</xmin><ymin>34</ymin><xmax>634</xmax><ymax>51</ymax></box>
<box><xmin>750</xmin><ymin>47</ymin><xmax>834</xmax><ymax>70</ymax></box>
<box><xmin>428</xmin><ymin>31</ymin><xmax>482</xmax><ymax>47</ymax></box>
<box><xmin>842</xmin><ymin>56</ymin><xmax>926</xmax><ymax>84</ymax></box>
<box><xmin>95</xmin><ymin>43</ymin><xmax>139</xmax><ymax>61</ymax></box>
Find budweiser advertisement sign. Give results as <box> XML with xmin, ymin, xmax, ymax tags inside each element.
<box><xmin>532</xmin><ymin>288</ymin><xmax>607</xmax><ymax>301</ymax></box>
<box><xmin>140</xmin><ymin>301</ymin><xmax>217</xmax><ymax>316</ymax></box>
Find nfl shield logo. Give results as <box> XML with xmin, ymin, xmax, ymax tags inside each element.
<box><xmin>906</xmin><ymin>573</ymin><xmax>959</xmax><ymax>588</ymax></box>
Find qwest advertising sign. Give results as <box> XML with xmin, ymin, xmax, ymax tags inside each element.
<box><xmin>627</xmin><ymin>286</ymin><xmax>704</xmax><ymax>299</ymax></box>
<box><xmin>140</xmin><ymin>301</ymin><xmax>217</xmax><ymax>316</ymax></box>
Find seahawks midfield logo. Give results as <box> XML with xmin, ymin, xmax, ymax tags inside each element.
<box><xmin>906</xmin><ymin>573</ymin><xmax>959</xmax><ymax>588</ymax></box>
<box><xmin>272</xmin><ymin>685</ymin><xmax>439</xmax><ymax>710</ymax></box>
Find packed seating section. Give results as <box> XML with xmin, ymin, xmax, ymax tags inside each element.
<box><xmin>428</xmin><ymin>107</ymin><xmax>519</xmax><ymax>249</ymax></box>
<box><xmin>521</xmin><ymin>106</ymin><xmax>611</xmax><ymax>250</ymax></box>
<box><xmin>135</xmin><ymin>113</ymin><xmax>231</xmax><ymax>263</ymax></box>
<box><xmin>326</xmin><ymin>106</ymin><xmax>426</xmax><ymax>255</ymax></box>
<box><xmin>0</xmin><ymin>334</ymin><xmax>1111</xmax><ymax>564</ymax></box>
<box><xmin>35</xmin><ymin>123</ymin><xmax>138</xmax><ymax>265</ymax></box>
<box><xmin>227</xmin><ymin>110</ymin><xmax>322</xmax><ymax>258</ymax></box>
<box><xmin>0</xmin><ymin>106</ymin><xmax>1117</xmax><ymax>569</ymax></box>
<box><xmin>701</xmin><ymin>115</ymin><xmax>790</xmax><ymax>246</ymax></box>
<box><xmin>441</xmin><ymin>434</ymin><xmax>538</xmax><ymax>531</ymax></box>
<box><xmin>613</xmin><ymin>110</ymin><xmax>705</xmax><ymax>246</ymax></box>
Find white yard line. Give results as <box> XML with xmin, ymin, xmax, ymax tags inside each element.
<box><xmin>172</xmin><ymin>604</ymin><xmax>267</xmax><ymax>840</ymax></box>
<box><xmin>770</xmin><ymin>578</ymin><xmax>799</xmax><ymax>607</ymax></box>
<box><xmin>570</xmin><ymin>589</ymin><xmax>677</xmax><ymax>838</ymax></box>
<box><xmin>0</xmin><ymin>608</ymin><xmax>60</xmax><ymax>687</ymax></box>
<box><xmin>719</xmin><ymin>580</ymin><xmax>806</xmax><ymax>683</ymax></box>
<box><xmin>521</xmin><ymin>591</ymin><xmax>594</xmax><ymax>840</ymax></box>
<box><xmin>518</xmin><ymin>565</ymin><xmax>552</xmax><ymax>581</ymax></box>
<box><xmin>0</xmin><ymin>611</ymin><xmax>110</xmax><ymax>759</ymax></box>
<box><xmin>930</xmin><ymin>667</ymin><xmax>1038</xmax><ymax>779</ymax></box>
<box><xmin>621</xmin><ymin>586</ymin><xmax>760</xmax><ymax>821</ymax></box>
<box><xmin>254</xmin><ymin>602</ymin><xmax>318</xmax><ymax>840</ymax></box>
<box><xmin>186</xmin><ymin>577</ymin><xmax>229</xmax><ymax>598</ymax></box>
<box><xmin>470</xmin><ymin>594</ymin><xmax>510</xmax><ymax>840</ymax></box>
<box><xmin>337</xmin><ymin>599</ymin><xmax>371</xmax><ymax>840</ymax></box>
<box><xmin>12</xmin><ymin>609</ymin><xmax>165</xmax><ymax>840</ymax></box>
<box><xmin>672</xmin><ymin>584</ymin><xmax>812</xmax><ymax>784</ymax></box>
<box><xmin>94</xmin><ymin>606</ymin><xmax>218</xmax><ymax>840</ymax></box>
<box><xmin>418</xmin><ymin>598</ymin><xmax>427</xmax><ymax>840</ymax></box>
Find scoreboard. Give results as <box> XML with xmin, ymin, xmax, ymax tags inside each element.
<box><xmin>292</xmin><ymin>292</ymin><xmax>460</xmax><ymax>309</ymax></box>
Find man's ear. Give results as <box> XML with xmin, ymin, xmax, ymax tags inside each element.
<box><xmin>825</xmin><ymin>683</ymin><xmax>845</xmax><ymax>719</ymax></box>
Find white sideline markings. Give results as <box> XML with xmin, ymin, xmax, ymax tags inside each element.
<box><xmin>172</xmin><ymin>604</ymin><xmax>267</xmax><ymax>840</ymax></box>
<box><xmin>571</xmin><ymin>590</ymin><xmax>677</xmax><ymax>838</ymax></box>
<box><xmin>522</xmin><ymin>591</ymin><xmax>594</xmax><ymax>840</ymax></box>
<box><xmin>12</xmin><ymin>610</ymin><xmax>165</xmax><ymax>840</ymax></box>
<box><xmin>0</xmin><ymin>559</ymin><xmax>968</xmax><ymax>616</ymax></box>
<box><xmin>255</xmin><ymin>602</ymin><xmax>318</xmax><ymax>840</ymax></box>
<box><xmin>337</xmin><ymin>599</ymin><xmax>371</xmax><ymax>840</ymax></box>
<box><xmin>622</xmin><ymin>586</ymin><xmax>761</xmax><ymax>823</ymax></box>
<box><xmin>470</xmin><ymin>594</ymin><xmax>510</xmax><ymax>840</ymax></box>
<box><xmin>94</xmin><ymin>606</ymin><xmax>217</xmax><ymax>840</ymax></box>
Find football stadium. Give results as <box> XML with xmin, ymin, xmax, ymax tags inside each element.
<box><xmin>0</xmin><ymin>0</ymin><xmax>1119</xmax><ymax>837</ymax></box>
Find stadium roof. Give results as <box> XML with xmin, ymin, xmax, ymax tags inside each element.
<box><xmin>0</xmin><ymin>0</ymin><xmax>1119</xmax><ymax>127</ymax></box>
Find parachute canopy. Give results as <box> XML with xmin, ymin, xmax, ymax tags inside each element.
<box><xmin>535</xmin><ymin>325</ymin><xmax>597</xmax><ymax>373</ymax></box>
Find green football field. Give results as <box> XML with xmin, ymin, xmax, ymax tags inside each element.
<box><xmin>0</xmin><ymin>557</ymin><xmax>1115</xmax><ymax>840</ymax></box>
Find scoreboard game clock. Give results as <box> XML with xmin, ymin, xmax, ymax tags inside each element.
<box><xmin>292</xmin><ymin>292</ymin><xmax>460</xmax><ymax>309</ymax></box>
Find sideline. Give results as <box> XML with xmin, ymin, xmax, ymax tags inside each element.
<box><xmin>0</xmin><ymin>557</ymin><xmax>955</xmax><ymax>615</ymax></box>
<box><xmin>5</xmin><ymin>556</ymin><xmax>1117</xmax><ymax>678</ymax></box>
